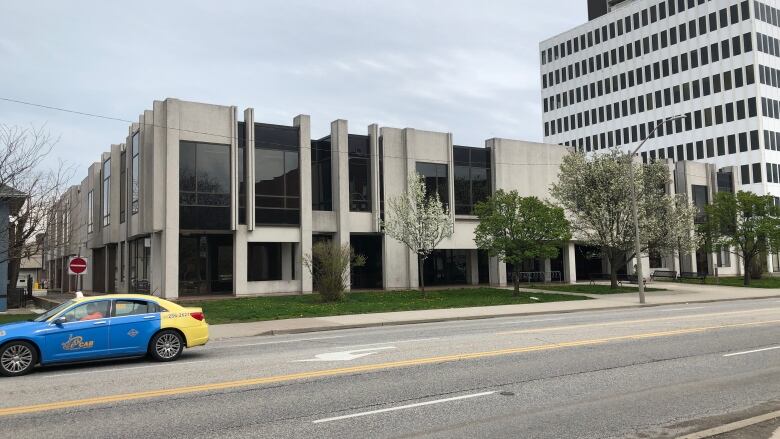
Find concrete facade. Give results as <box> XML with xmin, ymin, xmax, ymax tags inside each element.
<box><xmin>42</xmin><ymin>98</ymin><xmax>743</xmax><ymax>299</ymax></box>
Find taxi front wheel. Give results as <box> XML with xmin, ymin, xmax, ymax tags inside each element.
<box><xmin>0</xmin><ymin>341</ymin><xmax>37</xmax><ymax>377</ymax></box>
<box><xmin>149</xmin><ymin>330</ymin><xmax>184</xmax><ymax>362</ymax></box>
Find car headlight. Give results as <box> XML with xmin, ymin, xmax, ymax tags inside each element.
<box><xmin>0</xmin><ymin>330</ymin><xmax>5</xmax><ymax>337</ymax></box>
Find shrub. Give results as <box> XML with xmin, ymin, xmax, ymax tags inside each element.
<box><xmin>304</xmin><ymin>242</ymin><xmax>365</xmax><ymax>302</ymax></box>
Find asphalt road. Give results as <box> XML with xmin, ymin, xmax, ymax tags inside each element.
<box><xmin>2</xmin><ymin>298</ymin><xmax>780</xmax><ymax>438</ymax></box>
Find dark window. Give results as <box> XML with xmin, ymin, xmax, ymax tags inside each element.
<box><xmin>179</xmin><ymin>141</ymin><xmax>231</xmax><ymax>230</ymax></box>
<box><xmin>131</xmin><ymin>132</ymin><xmax>140</xmax><ymax>214</ymax></box>
<box><xmin>348</xmin><ymin>135</ymin><xmax>371</xmax><ymax>212</ymax></box>
<box><xmin>119</xmin><ymin>151</ymin><xmax>126</xmax><ymax>224</ymax></box>
<box><xmin>692</xmin><ymin>185</ymin><xmax>708</xmax><ymax>223</ymax></box>
<box><xmin>453</xmin><ymin>147</ymin><xmax>491</xmax><ymax>215</ymax></box>
<box><xmin>741</xmin><ymin>164</ymin><xmax>751</xmax><ymax>185</ymax></box>
<box><xmin>753</xmin><ymin>163</ymin><xmax>763</xmax><ymax>183</ymax></box>
<box><xmin>416</xmin><ymin>162</ymin><xmax>449</xmax><ymax>208</ymax></box>
<box><xmin>255</xmin><ymin>148</ymin><xmax>300</xmax><ymax>225</ymax></box>
<box><xmin>247</xmin><ymin>242</ymin><xmax>282</xmax><ymax>281</ymax></box>
<box><xmin>312</xmin><ymin>138</ymin><xmax>332</xmax><ymax>211</ymax></box>
<box><xmin>102</xmin><ymin>158</ymin><xmax>110</xmax><ymax>227</ymax></box>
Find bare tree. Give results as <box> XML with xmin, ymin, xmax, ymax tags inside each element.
<box><xmin>0</xmin><ymin>124</ymin><xmax>73</xmax><ymax>295</ymax></box>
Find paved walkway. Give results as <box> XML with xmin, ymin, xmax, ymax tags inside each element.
<box><xmin>209</xmin><ymin>281</ymin><xmax>780</xmax><ymax>340</ymax></box>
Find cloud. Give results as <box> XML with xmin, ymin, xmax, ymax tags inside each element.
<box><xmin>0</xmin><ymin>0</ymin><xmax>586</xmax><ymax>177</ymax></box>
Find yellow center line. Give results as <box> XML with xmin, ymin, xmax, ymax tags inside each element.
<box><xmin>497</xmin><ymin>308</ymin><xmax>780</xmax><ymax>335</ymax></box>
<box><xmin>2</xmin><ymin>318</ymin><xmax>780</xmax><ymax>417</ymax></box>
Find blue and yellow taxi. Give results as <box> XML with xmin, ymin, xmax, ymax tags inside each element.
<box><xmin>0</xmin><ymin>294</ymin><xmax>208</xmax><ymax>377</ymax></box>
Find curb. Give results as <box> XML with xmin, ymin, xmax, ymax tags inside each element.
<box><xmin>210</xmin><ymin>294</ymin><xmax>780</xmax><ymax>340</ymax></box>
<box><xmin>677</xmin><ymin>409</ymin><xmax>780</xmax><ymax>438</ymax></box>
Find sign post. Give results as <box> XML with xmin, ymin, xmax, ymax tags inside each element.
<box><xmin>68</xmin><ymin>257</ymin><xmax>88</xmax><ymax>293</ymax></box>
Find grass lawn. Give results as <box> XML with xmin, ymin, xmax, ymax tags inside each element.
<box><xmin>0</xmin><ymin>314</ymin><xmax>35</xmax><ymax>325</ymax></box>
<box><xmin>673</xmin><ymin>276</ymin><xmax>780</xmax><ymax>289</ymax></box>
<box><xmin>524</xmin><ymin>284</ymin><xmax>667</xmax><ymax>295</ymax></box>
<box><xmin>182</xmin><ymin>288</ymin><xmax>590</xmax><ymax>325</ymax></box>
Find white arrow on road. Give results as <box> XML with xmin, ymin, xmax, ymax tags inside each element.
<box><xmin>294</xmin><ymin>346</ymin><xmax>396</xmax><ymax>362</ymax></box>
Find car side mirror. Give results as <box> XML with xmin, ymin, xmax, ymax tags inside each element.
<box><xmin>53</xmin><ymin>316</ymin><xmax>67</xmax><ymax>326</ymax></box>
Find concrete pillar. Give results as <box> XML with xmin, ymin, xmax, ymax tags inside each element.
<box><xmin>563</xmin><ymin>242</ymin><xmax>577</xmax><ymax>283</ymax></box>
<box><xmin>294</xmin><ymin>114</ymin><xmax>313</xmax><ymax>294</ymax></box>
<box><xmin>282</xmin><ymin>242</ymin><xmax>293</xmax><ymax>280</ymax></box>
<box><xmin>767</xmin><ymin>252</ymin><xmax>775</xmax><ymax>274</ymax></box>
<box><xmin>543</xmin><ymin>258</ymin><xmax>552</xmax><ymax>283</ymax></box>
<box><xmin>332</xmin><ymin>119</ymin><xmax>351</xmax><ymax>290</ymax></box>
<box><xmin>489</xmin><ymin>256</ymin><xmax>506</xmax><ymax>287</ymax></box>
<box><xmin>150</xmin><ymin>232</ymin><xmax>163</xmax><ymax>296</ymax></box>
<box><xmin>469</xmin><ymin>250</ymin><xmax>479</xmax><ymax>285</ymax></box>
<box><xmin>161</xmin><ymin>99</ymin><xmax>180</xmax><ymax>300</ymax></box>
<box><xmin>233</xmin><ymin>228</ymin><xmax>247</xmax><ymax>295</ymax></box>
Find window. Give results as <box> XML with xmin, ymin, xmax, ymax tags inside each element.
<box><xmin>753</xmin><ymin>163</ymin><xmax>763</xmax><ymax>183</ymax></box>
<box><xmin>128</xmin><ymin>238</ymin><xmax>150</xmax><ymax>291</ymax></box>
<box><xmin>741</xmin><ymin>164</ymin><xmax>751</xmax><ymax>185</ymax></box>
<box><xmin>102</xmin><ymin>158</ymin><xmax>110</xmax><ymax>226</ymax></box>
<box><xmin>87</xmin><ymin>190</ymin><xmax>94</xmax><ymax>233</ymax></box>
<box><xmin>716</xmin><ymin>246</ymin><xmax>731</xmax><ymax>267</ymax></box>
<box><xmin>247</xmin><ymin>242</ymin><xmax>282</xmax><ymax>281</ymax></box>
<box><xmin>416</xmin><ymin>162</ymin><xmax>449</xmax><ymax>208</ymax></box>
<box><xmin>692</xmin><ymin>185</ymin><xmax>709</xmax><ymax>224</ymax></box>
<box><xmin>453</xmin><ymin>147</ymin><xmax>491</xmax><ymax>215</ymax></box>
<box><xmin>348</xmin><ymin>135</ymin><xmax>371</xmax><ymax>212</ymax></box>
<box><xmin>113</xmin><ymin>300</ymin><xmax>157</xmax><ymax>317</ymax></box>
<box><xmin>238</xmin><ymin>122</ymin><xmax>247</xmax><ymax>225</ymax></box>
<box><xmin>131</xmin><ymin>132</ymin><xmax>140</xmax><ymax>214</ymax></box>
<box><xmin>120</xmin><ymin>151</ymin><xmax>126</xmax><ymax>223</ymax></box>
<box><xmin>312</xmin><ymin>138</ymin><xmax>332</xmax><ymax>211</ymax></box>
<box><xmin>120</xmin><ymin>241</ymin><xmax>125</xmax><ymax>282</ymax></box>
<box><xmin>255</xmin><ymin>148</ymin><xmax>300</xmax><ymax>225</ymax></box>
<box><xmin>180</xmin><ymin>141</ymin><xmax>231</xmax><ymax>230</ymax></box>
<box><xmin>61</xmin><ymin>300</ymin><xmax>111</xmax><ymax>322</ymax></box>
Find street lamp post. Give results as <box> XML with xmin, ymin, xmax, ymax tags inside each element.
<box><xmin>628</xmin><ymin>114</ymin><xmax>687</xmax><ymax>304</ymax></box>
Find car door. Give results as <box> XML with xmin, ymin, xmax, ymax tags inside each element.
<box><xmin>108</xmin><ymin>299</ymin><xmax>161</xmax><ymax>356</ymax></box>
<box><xmin>43</xmin><ymin>300</ymin><xmax>111</xmax><ymax>363</ymax></box>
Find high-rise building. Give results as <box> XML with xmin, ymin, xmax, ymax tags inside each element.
<box><xmin>540</xmin><ymin>0</ymin><xmax>780</xmax><ymax>199</ymax></box>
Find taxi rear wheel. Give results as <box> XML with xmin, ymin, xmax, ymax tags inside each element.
<box><xmin>149</xmin><ymin>330</ymin><xmax>184</xmax><ymax>362</ymax></box>
<box><xmin>0</xmin><ymin>341</ymin><xmax>37</xmax><ymax>377</ymax></box>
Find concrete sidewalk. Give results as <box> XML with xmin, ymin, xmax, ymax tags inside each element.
<box><xmin>208</xmin><ymin>282</ymin><xmax>780</xmax><ymax>340</ymax></box>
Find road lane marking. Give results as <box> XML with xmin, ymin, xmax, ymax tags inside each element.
<box><xmin>723</xmin><ymin>345</ymin><xmax>780</xmax><ymax>357</ymax></box>
<box><xmin>2</xmin><ymin>318</ymin><xmax>779</xmax><ymax>418</ymax></box>
<box><xmin>498</xmin><ymin>308</ymin><xmax>780</xmax><ymax>335</ymax></box>
<box><xmin>39</xmin><ymin>360</ymin><xmax>210</xmax><ymax>379</ymax></box>
<box><xmin>330</xmin><ymin>338</ymin><xmax>440</xmax><ymax>349</ymax></box>
<box><xmin>312</xmin><ymin>391</ymin><xmax>496</xmax><ymax>424</ymax></box>
<box><xmin>211</xmin><ymin>335</ymin><xmax>347</xmax><ymax>349</ymax></box>
<box><xmin>295</xmin><ymin>346</ymin><xmax>397</xmax><ymax>362</ymax></box>
<box><xmin>658</xmin><ymin>306</ymin><xmax>706</xmax><ymax>312</ymax></box>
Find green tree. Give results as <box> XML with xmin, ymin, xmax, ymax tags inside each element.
<box><xmin>551</xmin><ymin>150</ymin><xmax>678</xmax><ymax>289</ymax></box>
<box><xmin>474</xmin><ymin>191</ymin><xmax>571</xmax><ymax>295</ymax></box>
<box><xmin>700</xmin><ymin>191</ymin><xmax>780</xmax><ymax>286</ymax></box>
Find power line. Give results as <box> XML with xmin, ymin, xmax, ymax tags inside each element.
<box><xmin>0</xmin><ymin>96</ymin><xmax>569</xmax><ymax>167</ymax></box>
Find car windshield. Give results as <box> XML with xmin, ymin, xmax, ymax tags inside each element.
<box><xmin>33</xmin><ymin>300</ymin><xmax>75</xmax><ymax>322</ymax></box>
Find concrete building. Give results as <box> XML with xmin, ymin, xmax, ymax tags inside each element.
<box><xmin>42</xmin><ymin>98</ymin><xmax>751</xmax><ymax>299</ymax></box>
<box><xmin>540</xmin><ymin>0</ymin><xmax>780</xmax><ymax>272</ymax></box>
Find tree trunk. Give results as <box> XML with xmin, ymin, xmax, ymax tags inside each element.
<box><xmin>743</xmin><ymin>255</ymin><xmax>752</xmax><ymax>287</ymax></box>
<box><xmin>609</xmin><ymin>260</ymin><xmax>619</xmax><ymax>289</ymax></box>
<box><xmin>677</xmin><ymin>242</ymin><xmax>685</xmax><ymax>276</ymax></box>
<box><xmin>513</xmin><ymin>265</ymin><xmax>521</xmax><ymax>296</ymax></box>
<box><xmin>418</xmin><ymin>256</ymin><xmax>426</xmax><ymax>297</ymax></box>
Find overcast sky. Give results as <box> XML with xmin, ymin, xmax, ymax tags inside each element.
<box><xmin>0</xmin><ymin>1</ymin><xmax>586</xmax><ymax>177</ymax></box>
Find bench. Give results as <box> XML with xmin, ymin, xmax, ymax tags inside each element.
<box><xmin>622</xmin><ymin>274</ymin><xmax>647</xmax><ymax>286</ymax></box>
<box><xmin>651</xmin><ymin>270</ymin><xmax>677</xmax><ymax>281</ymax></box>
<box><xmin>679</xmin><ymin>271</ymin><xmax>706</xmax><ymax>283</ymax></box>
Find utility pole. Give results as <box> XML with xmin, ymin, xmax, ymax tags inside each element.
<box><xmin>627</xmin><ymin>114</ymin><xmax>688</xmax><ymax>304</ymax></box>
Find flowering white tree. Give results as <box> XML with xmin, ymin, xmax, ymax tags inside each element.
<box><xmin>551</xmin><ymin>150</ymin><xmax>679</xmax><ymax>288</ymax></box>
<box><xmin>383</xmin><ymin>173</ymin><xmax>453</xmax><ymax>295</ymax></box>
<box><xmin>667</xmin><ymin>194</ymin><xmax>701</xmax><ymax>273</ymax></box>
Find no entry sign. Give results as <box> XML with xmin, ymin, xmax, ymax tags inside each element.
<box><xmin>68</xmin><ymin>257</ymin><xmax>88</xmax><ymax>275</ymax></box>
